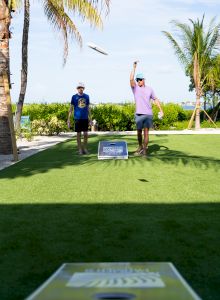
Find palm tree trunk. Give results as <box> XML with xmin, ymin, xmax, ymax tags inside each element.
<box><xmin>195</xmin><ymin>94</ymin><xmax>201</xmax><ymax>129</ymax></box>
<box><xmin>0</xmin><ymin>0</ymin><xmax>12</xmax><ymax>154</ymax></box>
<box><xmin>211</xmin><ymin>101</ymin><xmax>220</xmax><ymax>122</ymax></box>
<box><xmin>15</xmin><ymin>0</ymin><xmax>30</xmax><ymax>130</ymax></box>
<box><xmin>193</xmin><ymin>55</ymin><xmax>201</xmax><ymax>130</ymax></box>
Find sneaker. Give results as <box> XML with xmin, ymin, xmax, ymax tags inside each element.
<box><xmin>78</xmin><ymin>149</ymin><xmax>83</xmax><ymax>155</ymax></box>
<box><xmin>134</xmin><ymin>147</ymin><xmax>143</xmax><ymax>156</ymax></box>
<box><xmin>83</xmin><ymin>148</ymin><xmax>89</xmax><ymax>155</ymax></box>
<box><xmin>142</xmin><ymin>147</ymin><xmax>148</xmax><ymax>156</ymax></box>
<box><xmin>142</xmin><ymin>150</ymin><xmax>147</xmax><ymax>156</ymax></box>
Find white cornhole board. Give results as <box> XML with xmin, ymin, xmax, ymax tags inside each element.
<box><xmin>26</xmin><ymin>262</ymin><xmax>201</xmax><ymax>300</ymax></box>
<box><xmin>98</xmin><ymin>141</ymin><xmax>128</xmax><ymax>160</ymax></box>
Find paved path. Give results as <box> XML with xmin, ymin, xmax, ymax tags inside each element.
<box><xmin>1</xmin><ymin>129</ymin><xmax>220</xmax><ymax>171</ymax></box>
<box><xmin>0</xmin><ymin>133</ymin><xmax>74</xmax><ymax>171</ymax></box>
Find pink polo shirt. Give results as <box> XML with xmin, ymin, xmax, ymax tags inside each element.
<box><xmin>132</xmin><ymin>84</ymin><xmax>157</xmax><ymax>115</ymax></box>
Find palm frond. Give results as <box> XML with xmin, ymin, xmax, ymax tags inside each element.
<box><xmin>170</xmin><ymin>20</ymin><xmax>193</xmax><ymax>53</ymax></box>
<box><xmin>62</xmin><ymin>0</ymin><xmax>103</xmax><ymax>28</ymax></box>
<box><xmin>87</xmin><ymin>0</ymin><xmax>110</xmax><ymax>16</ymax></box>
<box><xmin>62</xmin><ymin>0</ymin><xmax>110</xmax><ymax>28</ymax></box>
<box><xmin>43</xmin><ymin>0</ymin><xmax>83</xmax><ymax>65</ymax></box>
<box><xmin>206</xmin><ymin>25</ymin><xmax>220</xmax><ymax>54</ymax></box>
<box><xmin>162</xmin><ymin>30</ymin><xmax>189</xmax><ymax>66</ymax></box>
<box><xmin>8</xmin><ymin>0</ymin><xmax>22</xmax><ymax>11</ymax></box>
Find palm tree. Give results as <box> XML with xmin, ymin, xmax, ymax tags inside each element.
<box><xmin>0</xmin><ymin>0</ymin><xmax>18</xmax><ymax>154</ymax></box>
<box><xmin>15</xmin><ymin>0</ymin><xmax>30</xmax><ymax>131</ymax></box>
<box><xmin>0</xmin><ymin>0</ymin><xmax>110</xmax><ymax>154</ymax></box>
<box><xmin>162</xmin><ymin>15</ymin><xmax>220</xmax><ymax>129</ymax></box>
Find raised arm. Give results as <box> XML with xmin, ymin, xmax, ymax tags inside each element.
<box><xmin>130</xmin><ymin>61</ymin><xmax>138</xmax><ymax>88</ymax></box>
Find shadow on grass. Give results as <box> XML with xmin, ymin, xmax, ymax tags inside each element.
<box><xmin>0</xmin><ymin>135</ymin><xmax>220</xmax><ymax>179</ymax></box>
<box><xmin>147</xmin><ymin>144</ymin><xmax>220</xmax><ymax>171</ymax></box>
<box><xmin>0</xmin><ymin>203</ymin><xmax>219</xmax><ymax>300</ymax></box>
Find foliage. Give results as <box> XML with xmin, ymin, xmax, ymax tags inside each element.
<box><xmin>16</xmin><ymin>102</ymin><xmax>220</xmax><ymax>132</ymax></box>
<box><xmin>31</xmin><ymin>116</ymin><xmax>67</xmax><ymax>135</ymax></box>
<box><xmin>162</xmin><ymin>15</ymin><xmax>220</xmax><ymax>128</ymax></box>
<box><xmin>203</xmin><ymin>55</ymin><xmax>220</xmax><ymax>103</ymax></box>
<box><xmin>91</xmin><ymin>103</ymin><xmax>136</xmax><ymax>131</ymax></box>
<box><xmin>22</xmin><ymin>103</ymin><xmax>70</xmax><ymax>122</ymax></box>
<box><xmin>14</xmin><ymin>102</ymin><xmax>198</xmax><ymax>132</ymax></box>
<box><xmin>201</xmin><ymin>120</ymin><xmax>220</xmax><ymax>129</ymax></box>
<box><xmin>163</xmin><ymin>16</ymin><xmax>220</xmax><ymax>94</ymax></box>
<box><xmin>152</xmin><ymin>103</ymin><xmax>192</xmax><ymax>129</ymax></box>
<box><xmin>15</xmin><ymin>127</ymin><xmax>34</xmax><ymax>141</ymax></box>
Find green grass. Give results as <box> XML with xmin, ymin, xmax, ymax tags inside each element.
<box><xmin>0</xmin><ymin>135</ymin><xmax>220</xmax><ymax>299</ymax></box>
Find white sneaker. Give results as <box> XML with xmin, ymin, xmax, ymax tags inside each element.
<box><xmin>134</xmin><ymin>147</ymin><xmax>143</xmax><ymax>156</ymax></box>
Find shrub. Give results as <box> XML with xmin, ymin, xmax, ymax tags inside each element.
<box><xmin>15</xmin><ymin>127</ymin><xmax>34</xmax><ymax>141</ymax></box>
<box><xmin>201</xmin><ymin>120</ymin><xmax>219</xmax><ymax>129</ymax></box>
<box><xmin>31</xmin><ymin>117</ymin><xmax>67</xmax><ymax>135</ymax></box>
<box><xmin>153</xmin><ymin>103</ymin><xmax>180</xmax><ymax>129</ymax></box>
<box><xmin>91</xmin><ymin>103</ymin><xmax>135</xmax><ymax>131</ymax></box>
<box><xmin>31</xmin><ymin>120</ymin><xmax>47</xmax><ymax>135</ymax></box>
<box><xmin>12</xmin><ymin>102</ymin><xmax>208</xmax><ymax>131</ymax></box>
<box><xmin>22</xmin><ymin>103</ymin><xmax>70</xmax><ymax>122</ymax></box>
<box><xmin>47</xmin><ymin>116</ymin><xmax>66</xmax><ymax>135</ymax></box>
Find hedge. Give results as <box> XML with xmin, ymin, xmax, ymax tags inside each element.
<box><xmin>11</xmin><ymin>102</ymin><xmax>218</xmax><ymax>132</ymax></box>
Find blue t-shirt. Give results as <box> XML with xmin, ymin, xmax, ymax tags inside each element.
<box><xmin>71</xmin><ymin>93</ymin><xmax>90</xmax><ymax>120</ymax></box>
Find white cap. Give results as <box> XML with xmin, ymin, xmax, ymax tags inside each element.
<box><xmin>76</xmin><ymin>82</ymin><xmax>85</xmax><ymax>88</ymax></box>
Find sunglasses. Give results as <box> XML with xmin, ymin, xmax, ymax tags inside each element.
<box><xmin>77</xmin><ymin>87</ymin><xmax>84</xmax><ymax>89</ymax></box>
<box><xmin>136</xmin><ymin>78</ymin><xmax>144</xmax><ymax>82</ymax></box>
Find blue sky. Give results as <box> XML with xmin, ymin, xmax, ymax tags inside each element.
<box><xmin>10</xmin><ymin>0</ymin><xmax>220</xmax><ymax>104</ymax></box>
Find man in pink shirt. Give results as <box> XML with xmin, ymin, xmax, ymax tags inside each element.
<box><xmin>130</xmin><ymin>61</ymin><xmax>164</xmax><ymax>156</ymax></box>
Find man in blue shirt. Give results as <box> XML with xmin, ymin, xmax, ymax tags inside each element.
<box><xmin>67</xmin><ymin>82</ymin><xmax>90</xmax><ymax>154</ymax></box>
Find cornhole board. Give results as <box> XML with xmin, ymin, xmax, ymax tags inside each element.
<box><xmin>26</xmin><ymin>262</ymin><xmax>201</xmax><ymax>300</ymax></box>
<box><xmin>98</xmin><ymin>141</ymin><xmax>128</xmax><ymax>160</ymax></box>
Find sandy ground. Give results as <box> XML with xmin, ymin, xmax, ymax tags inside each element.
<box><xmin>1</xmin><ymin>129</ymin><xmax>220</xmax><ymax>171</ymax></box>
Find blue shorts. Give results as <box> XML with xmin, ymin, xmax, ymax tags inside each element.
<box><xmin>135</xmin><ymin>114</ymin><xmax>153</xmax><ymax>130</ymax></box>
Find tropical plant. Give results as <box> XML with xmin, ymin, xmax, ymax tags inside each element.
<box><xmin>162</xmin><ymin>15</ymin><xmax>220</xmax><ymax>129</ymax></box>
<box><xmin>202</xmin><ymin>55</ymin><xmax>220</xmax><ymax>120</ymax></box>
<box><xmin>15</xmin><ymin>0</ymin><xmax>110</xmax><ymax>131</ymax></box>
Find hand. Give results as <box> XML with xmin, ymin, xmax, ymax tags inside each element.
<box><xmin>133</xmin><ymin>61</ymin><xmax>138</xmax><ymax>68</ymax></box>
<box><xmin>160</xmin><ymin>111</ymin><xmax>164</xmax><ymax>117</ymax></box>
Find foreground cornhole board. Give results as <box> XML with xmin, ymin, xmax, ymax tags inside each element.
<box><xmin>98</xmin><ymin>141</ymin><xmax>128</xmax><ymax>160</ymax></box>
<box><xmin>26</xmin><ymin>262</ymin><xmax>201</xmax><ymax>300</ymax></box>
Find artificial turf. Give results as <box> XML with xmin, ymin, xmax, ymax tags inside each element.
<box><xmin>0</xmin><ymin>134</ymin><xmax>220</xmax><ymax>299</ymax></box>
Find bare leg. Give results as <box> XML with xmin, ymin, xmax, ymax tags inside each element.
<box><xmin>77</xmin><ymin>132</ymin><xmax>83</xmax><ymax>154</ymax></box>
<box><xmin>143</xmin><ymin>128</ymin><xmax>149</xmax><ymax>155</ymax></box>
<box><xmin>137</xmin><ymin>129</ymin><xmax>143</xmax><ymax>148</ymax></box>
<box><xmin>134</xmin><ymin>129</ymin><xmax>143</xmax><ymax>155</ymax></box>
<box><xmin>83</xmin><ymin>131</ymin><xmax>88</xmax><ymax>153</ymax></box>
